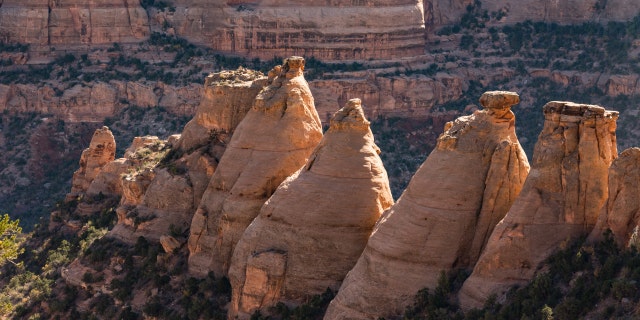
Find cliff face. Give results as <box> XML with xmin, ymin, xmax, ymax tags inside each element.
<box><xmin>228</xmin><ymin>98</ymin><xmax>393</xmax><ymax>319</ymax></box>
<box><xmin>459</xmin><ymin>102</ymin><xmax>618</xmax><ymax>310</ymax></box>
<box><xmin>187</xmin><ymin>57</ymin><xmax>323</xmax><ymax>278</ymax></box>
<box><xmin>0</xmin><ymin>0</ymin><xmax>149</xmax><ymax>46</ymax></box>
<box><xmin>165</xmin><ymin>0</ymin><xmax>426</xmax><ymax>60</ymax></box>
<box><xmin>324</xmin><ymin>91</ymin><xmax>530</xmax><ymax>320</ymax></box>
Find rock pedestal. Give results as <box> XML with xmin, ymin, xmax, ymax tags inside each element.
<box><xmin>325</xmin><ymin>91</ymin><xmax>530</xmax><ymax>320</ymax></box>
<box><xmin>459</xmin><ymin>101</ymin><xmax>618</xmax><ymax>310</ymax></box>
<box><xmin>188</xmin><ymin>57</ymin><xmax>323</xmax><ymax>278</ymax></box>
<box><xmin>227</xmin><ymin>98</ymin><xmax>394</xmax><ymax>319</ymax></box>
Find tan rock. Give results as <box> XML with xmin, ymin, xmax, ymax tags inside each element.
<box><xmin>589</xmin><ymin>148</ymin><xmax>640</xmax><ymax>248</ymax></box>
<box><xmin>176</xmin><ymin>68</ymin><xmax>267</xmax><ymax>152</ymax></box>
<box><xmin>66</xmin><ymin>126</ymin><xmax>116</xmax><ymax>200</ymax></box>
<box><xmin>188</xmin><ymin>57</ymin><xmax>323</xmax><ymax>278</ymax></box>
<box><xmin>228</xmin><ymin>98</ymin><xmax>394</xmax><ymax>318</ymax></box>
<box><xmin>0</xmin><ymin>0</ymin><xmax>149</xmax><ymax>46</ymax></box>
<box><xmin>325</xmin><ymin>91</ymin><xmax>530</xmax><ymax>320</ymax></box>
<box><xmin>160</xmin><ymin>235</ymin><xmax>183</xmax><ymax>253</ymax></box>
<box><xmin>167</xmin><ymin>0</ymin><xmax>425</xmax><ymax>61</ymax></box>
<box><xmin>459</xmin><ymin>101</ymin><xmax>618</xmax><ymax>310</ymax></box>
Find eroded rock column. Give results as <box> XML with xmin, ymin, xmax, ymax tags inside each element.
<box><xmin>459</xmin><ymin>101</ymin><xmax>618</xmax><ymax>310</ymax></box>
<box><xmin>325</xmin><ymin>91</ymin><xmax>530</xmax><ymax>320</ymax></box>
<box><xmin>227</xmin><ymin>98</ymin><xmax>394</xmax><ymax>319</ymax></box>
<box><xmin>66</xmin><ymin>126</ymin><xmax>116</xmax><ymax>201</ymax></box>
<box><xmin>188</xmin><ymin>57</ymin><xmax>323</xmax><ymax>277</ymax></box>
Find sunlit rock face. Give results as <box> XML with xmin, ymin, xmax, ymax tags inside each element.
<box><xmin>325</xmin><ymin>91</ymin><xmax>530</xmax><ymax>320</ymax></box>
<box><xmin>188</xmin><ymin>57</ymin><xmax>323</xmax><ymax>278</ymax></box>
<box><xmin>459</xmin><ymin>101</ymin><xmax>618</xmax><ymax>310</ymax></box>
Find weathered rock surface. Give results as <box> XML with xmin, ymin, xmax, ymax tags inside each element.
<box><xmin>188</xmin><ymin>57</ymin><xmax>323</xmax><ymax>278</ymax></box>
<box><xmin>164</xmin><ymin>0</ymin><xmax>425</xmax><ymax>61</ymax></box>
<box><xmin>459</xmin><ymin>101</ymin><xmax>618</xmax><ymax>310</ymax></box>
<box><xmin>66</xmin><ymin>126</ymin><xmax>116</xmax><ymax>200</ymax></box>
<box><xmin>176</xmin><ymin>68</ymin><xmax>267</xmax><ymax>152</ymax></box>
<box><xmin>228</xmin><ymin>98</ymin><xmax>394</xmax><ymax>318</ymax></box>
<box><xmin>0</xmin><ymin>0</ymin><xmax>149</xmax><ymax>46</ymax></box>
<box><xmin>325</xmin><ymin>91</ymin><xmax>530</xmax><ymax>320</ymax></box>
<box><xmin>109</xmin><ymin>69</ymin><xmax>268</xmax><ymax>244</ymax></box>
<box><xmin>0</xmin><ymin>81</ymin><xmax>201</xmax><ymax>122</ymax></box>
<box><xmin>589</xmin><ymin>148</ymin><xmax>640</xmax><ymax>248</ymax></box>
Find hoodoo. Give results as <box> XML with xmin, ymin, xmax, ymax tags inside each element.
<box><xmin>188</xmin><ymin>57</ymin><xmax>323</xmax><ymax>277</ymax></box>
<box><xmin>459</xmin><ymin>101</ymin><xmax>618</xmax><ymax>310</ymax></box>
<box><xmin>325</xmin><ymin>91</ymin><xmax>530</xmax><ymax>319</ymax></box>
<box><xmin>66</xmin><ymin>126</ymin><xmax>116</xmax><ymax>201</ymax></box>
<box><xmin>227</xmin><ymin>98</ymin><xmax>394</xmax><ymax>318</ymax></box>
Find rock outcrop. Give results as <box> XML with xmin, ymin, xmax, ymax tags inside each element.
<box><xmin>589</xmin><ymin>148</ymin><xmax>640</xmax><ymax>248</ymax></box>
<box><xmin>459</xmin><ymin>101</ymin><xmax>618</xmax><ymax>310</ymax></box>
<box><xmin>66</xmin><ymin>126</ymin><xmax>116</xmax><ymax>201</ymax></box>
<box><xmin>165</xmin><ymin>0</ymin><xmax>425</xmax><ymax>61</ymax></box>
<box><xmin>0</xmin><ymin>0</ymin><xmax>149</xmax><ymax>46</ymax></box>
<box><xmin>228</xmin><ymin>98</ymin><xmax>394</xmax><ymax>318</ymax></box>
<box><xmin>325</xmin><ymin>91</ymin><xmax>530</xmax><ymax>320</ymax></box>
<box><xmin>110</xmin><ymin>69</ymin><xmax>267</xmax><ymax>244</ymax></box>
<box><xmin>188</xmin><ymin>57</ymin><xmax>323</xmax><ymax>278</ymax></box>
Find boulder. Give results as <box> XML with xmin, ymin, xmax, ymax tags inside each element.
<box><xmin>325</xmin><ymin>91</ymin><xmax>530</xmax><ymax>320</ymax></box>
<box><xmin>459</xmin><ymin>101</ymin><xmax>618</xmax><ymax>310</ymax></box>
<box><xmin>188</xmin><ymin>57</ymin><xmax>323</xmax><ymax>278</ymax></box>
<box><xmin>228</xmin><ymin>98</ymin><xmax>394</xmax><ymax>318</ymax></box>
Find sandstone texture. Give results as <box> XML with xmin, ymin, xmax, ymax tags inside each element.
<box><xmin>228</xmin><ymin>98</ymin><xmax>394</xmax><ymax>318</ymax></box>
<box><xmin>459</xmin><ymin>101</ymin><xmax>618</xmax><ymax>310</ymax></box>
<box><xmin>176</xmin><ymin>68</ymin><xmax>267</xmax><ymax>152</ymax></box>
<box><xmin>589</xmin><ymin>148</ymin><xmax>640</xmax><ymax>248</ymax></box>
<box><xmin>0</xmin><ymin>0</ymin><xmax>149</xmax><ymax>46</ymax></box>
<box><xmin>66</xmin><ymin>126</ymin><xmax>116</xmax><ymax>200</ymax></box>
<box><xmin>0</xmin><ymin>81</ymin><xmax>201</xmax><ymax>122</ymax></box>
<box><xmin>188</xmin><ymin>57</ymin><xmax>323</xmax><ymax>278</ymax></box>
<box><xmin>325</xmin><ymin>91</ymin><xmax>530</xmax><ymax>320</ymax></box>
<box><xmin>108</xmin><ymin>68</ymin><xmax>268</xmax><ymax>245</ymax></box>
<box><xmin>165</xmin><ymin>0</ymin><xmax>425</xmax><ymax>61</ymax></box>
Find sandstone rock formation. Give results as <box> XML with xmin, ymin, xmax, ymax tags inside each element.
<box><xmin>589</xmin><ymin>148</ymin><xmax>640</xmax><ymax>248</ymax></box>
<box><xmin>66</xmin><ymin>126</ymin><xmax>116</xmax><ymax>201</ymax></box>
<box><xmin>109</xmin><ymin>69</ymin><xmax>268</xmax><ymax>244</ymax></box>
<box><xmin>188</xmin><ymin>57</ymin><xmax>323</xmax><ymax>278</ymax></box>
<box><xmin>459</xmin><ymin>101</ymin><xmax>618</xmax><ymax>310</ymax></box>
<box><xmin>0</xmin><ymin>0</ymin><xmax>149</xmax><ymax>46</ymax></box>
<box><xmin>176</xmin><ymin>68</ymin><xmax>267</xmax><ymax>152</ymax></box>
<box><xmin>227</xmin><ymin>98</ymin><xmax>394</xmax><ymax>318</ymax></box>
<box><xmin>165</xmin><ymin>0</ymin><xmax>425</xmax><ymax>61</ymax></box>
<box><xmin>325</xmin><ymin>91</ymin><xmax>530</xmax><ymax>320</ymax></box>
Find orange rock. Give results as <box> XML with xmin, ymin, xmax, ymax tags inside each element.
<box><xmin>459</xmin><ymin>101</ymin><xmax>618</xmax><ymax>310</ymax></box>
<box><xmin>228</xmin><ymin>98</ymin><xmax>394</xmax><ymax>318</ymax></box>
<box><xmin>66</xmin><ymin>126</ymin><xmax>116</xmax><ymax>201</ymax></box>
<box><xmin>325</xmin><ymin>91</ymin><xmax>530</xmax><ymax>320</ymax></box>
<box><xmin>188</xmin><ymin>57</ymin><xmax>323</xmax><ymax>278</ymax></box>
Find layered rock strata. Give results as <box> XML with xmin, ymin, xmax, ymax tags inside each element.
<box><xmin>459</xmin><ymin>101</ymin><xmax>618</xmax><ymax>310</ymax></box>
<box><xmin>167</xmin><ymin>0</ymin><xmax>425</xmax><ymax>61</ymax></box>
<box><xmin>228</xmin><ymin>98</ymin><xmax>394</xmax><ymax>318</ymax></box>
<box><xmin>324</xmin><ymin>91</ymin><xmax>530</xmax><ymax>320</ymax></box>
<box><xmin>188</xmin><ymin>57</ymin><xmax>323</xmax><ymax>277</ymax></box>
<box><xmin>66</xmin><ymin>126</ymin><xmax>116</xmax><ymax>201</ymax></box>
<box><xmin>0</xmin><ymin>0</ymin><xmax>149</xmax><ymax>46</ymax></box>
<box><xmin>589</xmin><ymin>148</ymin><xmax>640</xmax><ymax>248</ymax></box>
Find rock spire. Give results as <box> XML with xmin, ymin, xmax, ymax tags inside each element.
<box><xmin>325</xmin><ymin>91</ymin><xmax>530</xmax><ymax>320</ymax></box>
<box><xmin>459</xmin><ymin>101</ymin><xmax>618</xmax><ymax>310</ymax></box>
<box><xmin>227</xmin><ymin>98</ymin><xmax>394</xmax><ymax>318</ymax></box>
<box><xmin>188</xmin><ymin>56</ymin><xmax>323</xmax><ymax>277</ymax></box>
